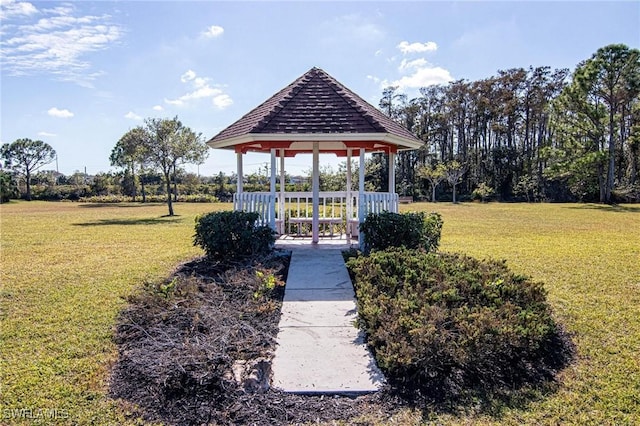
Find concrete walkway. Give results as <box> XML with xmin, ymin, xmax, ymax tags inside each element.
<box><xmin>271</xmin><ymin>241</ymin><xmax>384</xmax><ymax>394</ymax></box>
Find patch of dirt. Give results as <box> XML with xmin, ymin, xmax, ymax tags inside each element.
<box><xmin>109</xmin><ymin>250</ymin><xmax>403</xmax><ymax>425</ymax></box>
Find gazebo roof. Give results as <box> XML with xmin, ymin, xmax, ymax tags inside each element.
<box><xmin>207</xmin><ymin>67</ymin><xmax>422</xmax><ymax>156</ymax></box>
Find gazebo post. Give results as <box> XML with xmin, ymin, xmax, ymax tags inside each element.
<box><xmin>279</xmin><ymin>148</ymin><xmax>285</xmax><ymax>235</ymax></box>
<box><xmin>346</xmin><ymin>148</ymin><xmax>352</xmax><ymax>239</ymax></box>
<box><xmin>312</xmin><ymin>142</ymin><xmax>320</xmax><ymax>244</ymax></box>
<box><xmin>358</xmin><ymin>149</ymin><xmax>365</xmax><ymax>250</ymax></box>
<box><xmin>270</xmin><ymin>148</ymin><xmax>276</xmax><ymax>230</ymax></box>
<box><xmin>389</xmin><ymin>151</ymin><xmax>396</xmax><ymax>211</ymax></box>
<box><xmin>236</xmin><ymin>151</ymin><xmax>243</xmax><ymax>211</ymax></box>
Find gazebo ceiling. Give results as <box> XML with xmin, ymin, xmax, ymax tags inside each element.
<box><xmin>206</xmin><ymin>67</ymin><xmax>423</xmax><ymax>156</ymax></box>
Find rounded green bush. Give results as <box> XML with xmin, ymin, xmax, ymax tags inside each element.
<box><xmin>347</xmin><ymin>248</ymin><xmax>572</xmax><ymax>400</ymax></box>
<box><xmin>193</xmin><ymin>211</ymin><xmax>275</xmax><ymax>262</ymax></box>
<box><xmin>359</xmin><ymin>211</ymin><xmax>443</xmax><ymax>253</ymax></box>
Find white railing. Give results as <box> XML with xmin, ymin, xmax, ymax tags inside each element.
<box><xmin>234</xmin><ymin>191</ymin><xmax>399</xmax><ymax>239</ymax></box>
<box><xmin>359</xmin><ymin>192</ymin><xmax>399</xmax><ymax>219</ymax></box>
<box><xmin>277</xmin><ymin>191</ymin><xmax>357</xmax><ymax>237</ymax></box>
<box><xmin>279</xmin><ymin>191</ymin><xmax>356</xmax><ymax>218</ymax></box>
<box><xmin>357</xmin><ymin>192</ymin><xmax>398</xmax><ymax>250</ymax></box>
<box><xmin>234</xmin><ymin>192</ymin><xmax>276</xmax><ymax>229</ymax></box>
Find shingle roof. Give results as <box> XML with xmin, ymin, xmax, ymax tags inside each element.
<box><xmin>207</xmin><ymin>67</ymin><xmax>421</xmax><ymax>152</ymax></box>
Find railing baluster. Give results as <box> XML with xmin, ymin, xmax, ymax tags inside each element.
<box><xmin>234</xmin><ymin>191</ymin><xmax>397</xmax><ymax>237</ymax></box>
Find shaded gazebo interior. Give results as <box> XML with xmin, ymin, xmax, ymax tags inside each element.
<box><xmin>207</xmin><ymin>67</ymin><xmax>422</xmax><ymax>244</ymax></box>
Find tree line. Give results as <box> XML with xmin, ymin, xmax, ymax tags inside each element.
<box><xmin>375</xmin><ymin>43</ymin><xmax>639</xmax><ymax>203</ymax></box>
<box><xmin>1</xmin><ymin>117</ymin><xmax>209</xmax><ymax>215</ymax></box>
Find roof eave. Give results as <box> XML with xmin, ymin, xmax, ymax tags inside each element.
<box><xmin>207</xmin><ymin>132</ymin><xmax>423</xmax><ymax>151</ymax></box>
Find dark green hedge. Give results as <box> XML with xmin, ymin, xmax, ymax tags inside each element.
<box><xmin>359</xmin><ymin>211</ymin><xmax>443</xmax><ymax>253</ymax></box>
<box><xmin>194</xmin><ymin>211</ymin><xmax>275</xmax><ymax>262</ymax></box>
<box><xmin>347</xmin><ymin>248</ymin><xmax>572</xmax><ymax>400</ymax></box>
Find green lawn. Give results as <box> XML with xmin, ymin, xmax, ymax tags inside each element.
<box><xmin>399</xmin><ymin>202</ymin><xmax>640</xmax><ymax>425</ymax></box>
<box><xmin>1</xmin><ymin>201</ymin><xmax>638</xmax><ymax>425</ymax></box>
<box><xmin>0</xmin><ymin>201</ymin><xmax>226</xmax><ymax>425</ymax></box>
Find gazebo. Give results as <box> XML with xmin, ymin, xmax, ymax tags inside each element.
<box><xmin>206</xmin><ymin>67</ymin><xmax>422</xmax><ymax>244</ymax></box>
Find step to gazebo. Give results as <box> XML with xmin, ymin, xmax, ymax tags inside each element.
<box><xmin>271</xmin><ymin>244</ymin><xmax>384</xmax><ymax>394</ymax></box>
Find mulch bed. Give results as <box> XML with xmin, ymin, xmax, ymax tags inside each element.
<box><xmin>109</xmin><ymin>250</ymin><xmax>404</xmax><ymax>425</ymax></box>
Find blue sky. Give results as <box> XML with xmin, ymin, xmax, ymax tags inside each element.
<box><xmin>1</xmin><ymin>0</ymin><xmax>639</xmax><ymax>177</ymax></box>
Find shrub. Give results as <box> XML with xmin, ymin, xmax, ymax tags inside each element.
<box><xmin>359</xmin><ymin>211</ymin><xmax>443</xmax><ymax>253</ymax></box>
<box><xmin>178</xmin><ymin>194</ymin><xmax>219</xmax><ymax>203</ymax></box>
<box><xmin>471</xmin><ymin>182</ymin><xmax>496</xmax><ymax>202</ymax></box>
<box><xmin>194</xmin><ymin>211</ymin><xmax>275</xmax><ymax>262</ymax></box>
<box><xmin>31</xmin><ymin>184</ymin><xmax>89</xmax><ymax>201</ymax></box>
<box><xmin>77</xmin><ymin>194</ymin><xmax>219</xmax><ymax>203</ymax></box>
<box><xmin>347</xmin><ymin>248</ymin><xmax>573</xmax><ymax>400</ymax></box>
<box><xmin>79</xmin><ymin>194</ymin><xmax>131</xmax><ymax>203</ymax></box>
<box><xmin>0</xmin><ymin>171</ymin><xmax>19</xmax><ymax>202</ymax></box>
<box><xmin>611</xmin><ymin>184</ymin><xmax>640</xmax><ymax>203</ymax></box>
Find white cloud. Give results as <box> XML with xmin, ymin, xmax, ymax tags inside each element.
<box><xmin>202</xmin><ymin>25</ymin><xmax>224</xmax><ymax>38</ymax></box>
<box><xmin>180</xmin><ymin>69</ymin><xmax>196</xmax><ymax>82</ymax></box>
<box><xmin>372</xmin><ymin>40</ymin><xmax>451</xmax><ymax>92</ymax></box>
<box><xmin>386</xmin><ymin>66</ymin><xmax>453</xmax><ymax>89</ymax></box>
<box><xmin>193</xmin><ymin>77</ymin><xmax>207</xmax><ymax>88</ymax></box>
<box><xmin>399</xmin><ymin>58</ymin><xmax>428</xmax><ymax>72</ymax></box>
<box><xmin>213</xmin><ymin>94</ymin><xmax>233</xmax><ymax>109</ymax></box>
<box><xmin>165</xmin><ymin>70</ymin><xmax>232</xmax><ymax>109</ymax></box>
<box><xmin>164</xmin><ymin>97</ymin><xmax>183</xmax><ymax>106</ymax></box>
<box><xmin>367</xmin><ymin>74</ymin><xmax>381</xmax><ymax>84</ymax></box>
<box><xmin>152</xmin><ymin>105</ymin><xmax>163</xmax><ymax>111</ymax></box>
<box><xmin>124</xmin><ymin>111</ymin><xmax>142</xmax><ymax>120</ymax></box>
<box><xmin>38</xmin><ymin>131</ymin><xmax>56</xmax><ymax>137</ymax></box>
<box><xmin>1</xmin><ymin>2</ymin><xmax>123</xmax><ymax>84</ymax></box>
<box><xmin>165</xmin><ymin>86</ymin><xmax>223</xmax><ymax>106</ymax></box>
<box><xmin>47</xmin><ymin>107</ymin><xmax>74</xmax><ymax>118</ymax></box>
<box><xmin>397</xmin><ymin>41</ymin><xmax>438</xmax><ymax>54</ymax></box>
<box><xmin>0</xmin><ymin>0</ymin><xmax>37</xmax><ymax>19</ymax></box>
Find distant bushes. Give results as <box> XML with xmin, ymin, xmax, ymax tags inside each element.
<box><xmin>347</xmin><ymin>248</ymin><xmax>573</xmax><ymax>400</ymax></box>
<box><xmin>78</xmin><ymin>194</ymin><xmax>219</xmax><ymax>203</ymax></box>
<box><xmin>31</xmin><ymin>184</ymin><xmax>90</xmax><ymax>201</ymax></box>
<box><xmin>612</xmin><ymin>184</ymin><xmax>640</xmax><ymax>203</ymax></box>
<box><xmin>0</xmin><ymin>171</ymin><xmax>19</xmax><ymax>203</ymax></box>
<box><xmin>194</xmin><ymin>211</ymin><xmax>275</xmax><ymax>262</ymax></box>
<box><xmin>14</xmin><ymin>183</ymin><xmax>222</xmax><ymax>202</ymax></box>
<box><xmin>359</xmin><ymin>211</ymin><xmax>443</xmax><ymax>253</ymax></box>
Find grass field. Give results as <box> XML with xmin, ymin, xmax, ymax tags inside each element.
<box><xmin>400</xmin><ymin>202</ymin><xmax>640</xmax><ymax>425</ymax></box>
<box><xmin>0</xmin><ymin>202</ymin><xmax>225</xmax><ymax>425</ymax></box>
<box><xmin>1</xmin><ymin>201</ymin><xmax>639</xmax><ymax>425</ymax></box>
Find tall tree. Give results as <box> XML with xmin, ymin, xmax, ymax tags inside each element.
<box><xmin>627</xmin><ymin>104</ymin><xmax>640</xmax><ymax>185</ymax></box>
<box><xmin>417</xmin><ymin>162</ymin><xmax>446</xmax><ymax>202</ymax></box>
<box><xmin>110</xmin><ymin>127</ymin><xmax>149</xmax><ymax>201</ymax></box>
<box><xmin>139</xmin><ymin>116</ymin><xmax>208</xmax><ymax>216</ymax></box>
<box><xmin>567</xmin><ymin>44</ymin><xmax>640</xmax><ymax>202</ymax></box>
<box><xmin>170</xmin><ymin>125</ymin><xmax>208</xmax><ymax>202</ymax></box>
<box><xmin>0</xmin><ymin>139</ymin><xmax>56</xmax><ymax>201</ymax></box>
<box><xmin>445</xmin><ymin>160</ymin><xmax>466</xmax><ymax>204</ymax></box>
<box><xmin>375</xmin><ymin>86</ymin><xmax>407</xmax><ymax>192</ymax></box>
